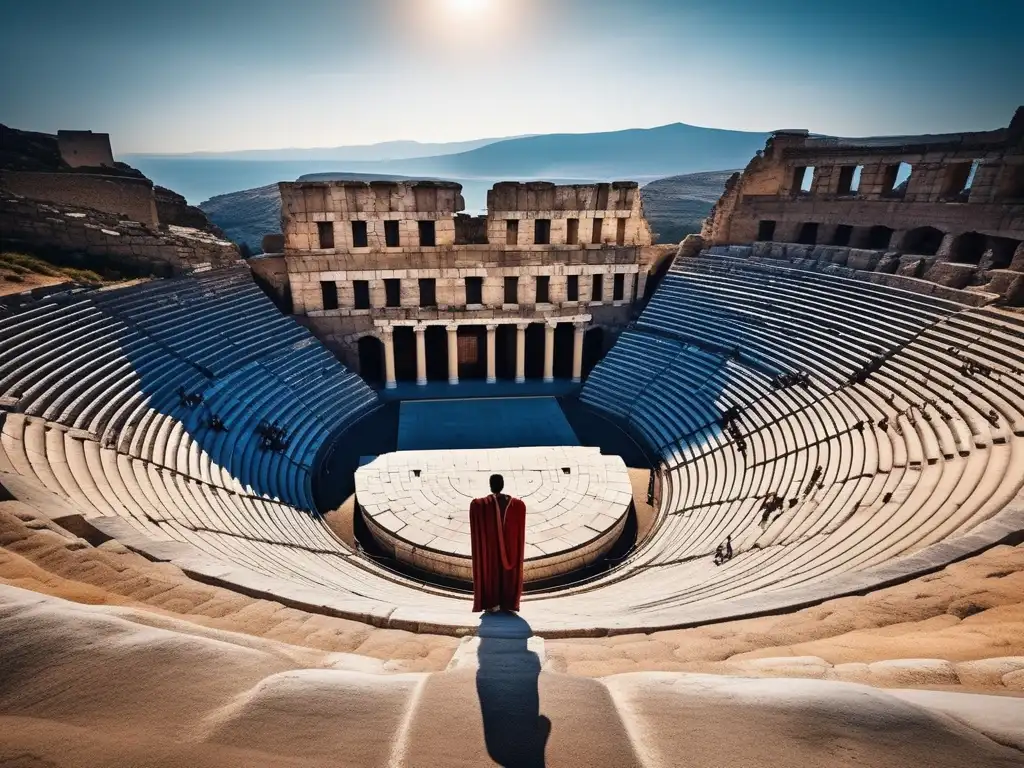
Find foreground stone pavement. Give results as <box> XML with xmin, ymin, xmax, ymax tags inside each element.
<box><xmin>1</xmin><ymin>585</ymin><xmax>1022</xmax><ymax>768</ymax></box>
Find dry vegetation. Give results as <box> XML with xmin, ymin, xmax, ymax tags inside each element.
<box><xmin>0</xmin><ymin>251</ymin><xmax>105</xmax><ymax>294</ymax></box>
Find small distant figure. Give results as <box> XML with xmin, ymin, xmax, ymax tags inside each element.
<box><xmin>256</xmin><ymin>419</ymin><xmax>289</xmax><ymax>452</ymax></box>
<box><xmin>714</xmin><ymin>535</ymin><xmax>734</xmax><ymax>566</ymax></box>
<box><xmin>177</xmin><ymin>385</ymin><xmax>203</xmax><ymax>408</ymax></box>
<box><xmin>760</xmin><ymin>492</ymin><xmax>782</xmax><ymax>526</ymax></box>
<box><xmin>877</xmin><ymin>416</ymin><xmax>889</xmax><ymax>431</ymax></box>
<box><xmin>854</xmin><ymin>420</ymin><xmax>865</xmax><ymax>433</ymax></box>
<box><xmin>986</xmin><ymin>409</ymin><xmax>1000</xmax><ymax>426</ymax></box>
<box><xmin>804</xmin><ymin>465</ymin><xmax>823</xmax><ymax>498</ymax></box>
<box><xmin>788</xmin><ymin>497</ymin><xmax>799</xmax><ymax>509</ymax></box>
<box><xmin>208</xmin><ymin>413</ymin><xmax>227</xmax><ymax>432</ymax></box>
<box><xmin>882</xmin><ymin>492</ymin><xmax>893</xmax><ymax>504</ymax></box>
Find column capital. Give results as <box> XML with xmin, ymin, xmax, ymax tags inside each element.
<box><xmin>446</xmin><ymin>323</ymin><xmax>459</xmax><ymax>333</ymax></box>
<box><xmin>574</xmin><ymin>321</ymin><xmax>587</xmax><ymax>331</ymax></box>
<box><xmin>516</xmin><ymin>322</ymin><xmax>531</xmax><ymax>332</ymax></box>
<box><xmin>485</xmin><ymin>324</ymin><xmax>498</xmax><ymax>332</ymax></box>
<box><xmin>380</xmin><ymin>324</ymin><xmax>394</xmax><ymax>338</ymax></box>
<box><xmin>546</xmin><ymin>319</ymin><xmax>559</xmax><ymax>330</ymax></box>
<box><xmin>413</xmin><ymin>323</ymin><xmax>427</xmax><ymax>334</ymax></box>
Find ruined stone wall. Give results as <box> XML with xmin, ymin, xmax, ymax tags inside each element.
<box><xmin>0</xmin><ymin>171</ymin><xmax>159</xmax><ymax>227</ymax></box>
<box><xmin>486</xmin><ymin>181</ymin><xmax>653</xmax><ymax>247</ymax></box>
<box><xmin>702</xmin><ymin>108</ymin><xmax>1024</xmax><ymax>269</ymax></box>
<box><xmin>276</xmin><ymin>179</ymin><xmax>659</xmax><ymax>363</ymax></box>
<box><xmin>57</xmin><ymin>130</ymin><xmax>115</xmax><ymax>168</ymax></box>
<box><xmin>280</xmin><ymin>180</ymin><xmax>463</xmax><ymax>252</ymax></box>
<box><xmin>285</xmin><ymin>246</ymin><xmax>642</xmax><ymax>365</ymax></box>
<box><xmin>0</xmin><ymin>192</ymin><xmax>238</xmax><ymax>275</ymax></box>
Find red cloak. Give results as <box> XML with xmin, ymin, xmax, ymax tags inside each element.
<box><xmin>469</xmin><ymin>494</ymin><xmax>526</xmax><ymax>612</ymax></box>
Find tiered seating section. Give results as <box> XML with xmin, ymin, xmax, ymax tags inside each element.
<box><xmin>0</xmin><ymin>267</ymin><xmax>384</xmax><ymax>592</ymax></box>
<box><xmin>578</xmin><ymin>253</ymin><xmax>1024</xmax><ymax>616</ymax></box>
<box><xmin>1</xmin><ymin>257</ymin><xmax>1022</xmax><ymax>634</ymax></box>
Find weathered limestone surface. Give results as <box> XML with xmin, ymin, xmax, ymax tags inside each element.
<box><xmin>274</xmin><ymin>180</ymin><xmax>659</xmax><ymax>370</ymax></box>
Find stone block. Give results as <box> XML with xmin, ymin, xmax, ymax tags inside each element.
<box><xmin>847</xmin><ymin>249</ymin><xmax>882</xmax><ymax>271</ymax></box>
<box><xmin>897</xmin><ymin>257</ymin><xmax>924</xmax><ymax>277</ymax></box>
<box><xmin>924</xmin><ymin>261</ymin><xmax>978</xmax><ymax>289</ymax></box>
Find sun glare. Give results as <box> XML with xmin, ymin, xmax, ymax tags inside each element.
<box><xmin>447</xmin><ymin>0</ymin><xmax>491</xmax><ymax>13</ymax></box>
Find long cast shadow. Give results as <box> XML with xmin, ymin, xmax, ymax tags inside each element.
<box><xmin>475</xmin><ymin>612</ymin><xmax>550</xmax><ymax>768</ymax></box>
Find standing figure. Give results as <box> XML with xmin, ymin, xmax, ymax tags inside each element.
<box><xmin>470</xmin><ymin>474</ymin><xmax>527</xmax><ymax>613</ymax></box>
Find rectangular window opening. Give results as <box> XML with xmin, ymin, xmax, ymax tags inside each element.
<box><xmin>616</xmin><ymin>218</ymin><xmax>627</xmax><ymax>246</ymax></box>
<box><xmin>351</xmin><ymin>220</ymin><xmax>368</xmax><ymax>248</ymax></box>
<box><xmin>504</xmin><ymin>276</ymin><xmax>519</xmax><ymax>305</ymax></box>
<box><xmin>591</xmin><ymin>273</ymin><xmax>604</xmax><ymax>303</ymax></box>
<box><xmin>591</xmin><ymin>218</ymin><xmax>604</xmax><ymax>244</ymax></box>
<box><xmin>353</xmin><ymin>280</ymin><xmax>370</xmax><ymax>310</ymax></box>
<box><xmin>384</xmin><ymin>220</ymin><xmax>400</xmax><ymax>248</ymax></box>
<box><xmin>831</xmin><ymin>225</ymin><xmax>853</xmax><ymax>246</ymax></box>
<box><xmin>465</xmin><ymin>276</ymin><xmax>483</xmax><ymax>305</ymax></box>
<box><xmin>566</xmin><ymin>218</ymin><xmax>579</xmax><ymax>245</ymax></box>
<box><xmin>757</xmin><ymin>220</ymin><xmax>777</xmax><ymax>241</ymax></box>
<box><xmin>534</xmin><ymin>218</ymin><xmax>551</xmax><ymax>245</ymax></box>
<box><xmin>535</xmin><ymin>275</ymin><xmax>550</xmax><ymax>304</ymax></box>
<box><xmin>419</xmin><ymin>278</ymin><xmax>437</xmax><ymax>308</ymax></box>
<box><xmin>613</xmin><ymin>273</ymin><xmax>625</xmax><ymax>301</ymax></box>
<box><xmin>942</xmin><ymin>160</ymin><xmax>979</xmax><ymax>200</ymax></box>
<box><xmin>567</xmin><ymin>274</ymin><xmax>579</xmax><ymax>302</ymax></box>
<box><xmin>384</xmin><ymin>278</ymin><xmax>401</xmax><ymax>308</ymax></box>
<box><xmin>418</xmin><ymin>220</ymin><xmax>436</xmax><ymax>247</ymax></box>
<box><xmin>796</xmin><ymin>223</ymin><xmax>819</xmax><ymax>245</ymax></box>
<box><xmin>320</xmin><ymin>281</ymin><xmax>338</xmax><ymax>310</ymax></box>
<box><xmin>837</xmin><ymin>165</ymin><xmax>863</xmax><ymax>195</ymax></box>
<box><xmin>506</xmin><ymin>219</ymin><xmax>519</xmax><ymax>246</ymax></box>
<box><xmin>316</xmin><ymin>221</ymin><xmax>334</xmax><ymax>249</ymax></box>
<box><xmin>791</xmin><ymin>166</ymin><xmax>814</xmax><ymax>195</ymax></box>
<box><xmin>882</xmin><ymin>162</ymin><xmax>912</xmax><ymax>197</ymax></box>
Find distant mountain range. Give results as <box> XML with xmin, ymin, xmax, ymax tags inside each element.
<box><xmin>199</xmin><ymin>169</ymin><xmax>737</xmax><ymax>253</ymax></box>
<box><xmin>127</xmin><ymin>122</ymin><xmax>769</xmax><ymax>207</ymax></box>
<box><xmin>125</xmin><ymin>136</ymin><xmax>521</xmax><ymax>162</ymax></box>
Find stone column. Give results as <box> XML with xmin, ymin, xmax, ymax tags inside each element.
<box><xmin>636</xmin><ymin>269</ymin><xmax>649</xmax><ymax>302</ymax></box>
<box><xmin>515</xmin><ymin>323</ymin><xmax>528</xmax><ymax>384</ymax></box>
<box><xmin>414</xmin><ymin>324</ymin><xmax>427</xmax><ymax>386</ymax></box>
<box><xmin>447</xmin><ymin>324</ymin><xmax>459</xmax><ymax>385</ymax></box>
<box><xmin>382</xmin><ymin>327</ymin><xmax>397</xmax><ymax>389</ymax></box>
<box><xmin>543</xmin><ymin>322</ymin><xmax>556</xmax><ymax>383</ymax></box>
<box><xmin>486</xmin><ymin>324</ymin><xmax>497</xmax><ymax>384</ymax></box>
<box><xmin>572</xmin><ymin>323</ymin><xmax>585</xmax><ymax>382</ymax></box>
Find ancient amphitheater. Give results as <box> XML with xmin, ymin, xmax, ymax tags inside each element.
<box><xmin>2</xmin><ymin>115</ymin><xmax>1024</xmax><ymax>766</ymax></box>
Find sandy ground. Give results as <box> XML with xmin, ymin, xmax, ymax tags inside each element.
<box><xmin>323</xmin><ymin>494</ymin><xmax>358</xmax><ymax>547</ymax></box>
<box><xmin>2</xmin><ymin>583</ymin><xmax>1022</xmax><ymax>768</ymax></box>
<box><xmin>2</xmin><ymin>499</ymin><xmax>1024</xmax><ymax>693</ymax></box>
<box><xmin>628</xmin><ymin>467</ymin><xmax>657</xmax><ymax>543</ymax></box>
<box><xmin>0</xmin><ymin>271</ymin><xmax>66</xmax><ymax>296</ymax></box>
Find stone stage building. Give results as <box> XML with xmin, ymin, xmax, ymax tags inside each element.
<box><xmin>256</xmin><ymin>180</ymin><xmax>665</xmax><ymax>388</ymax></box>
<box><xmin>702</xmin><ymin>106</ymin><xmax>1024</xmax><ymax>302</ymax></box>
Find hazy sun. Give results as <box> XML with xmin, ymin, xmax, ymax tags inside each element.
<box><xmin>446</xmin><ymin>0</ymin><xmax>492</xmax><ymax>14</ymax></box>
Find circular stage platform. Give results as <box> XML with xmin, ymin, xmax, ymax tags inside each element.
<box><xmin>355</xmin><ymin>446</ymin><xmax>633</xmax><ymax>583</ymax></box>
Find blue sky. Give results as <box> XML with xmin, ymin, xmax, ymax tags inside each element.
<box><xmin>1</xmin><ymin>0</ymin><xmax>1021</xmax><ymax>153</ymax></box>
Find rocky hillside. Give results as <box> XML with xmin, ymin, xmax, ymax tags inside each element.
<box><xmin>641</xmin><ymin>170</ymin><xmax>737</xmax><ymax>244</ymax></box>
<box><xmin>0</xmin><ymin>123</ymin><xmax>237</xmax><ymax>278</ymax></box>
<box><xmin>201</xmin><ymin>170</ymin><xmax>735</xmax><ymax>252</ymax></box>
